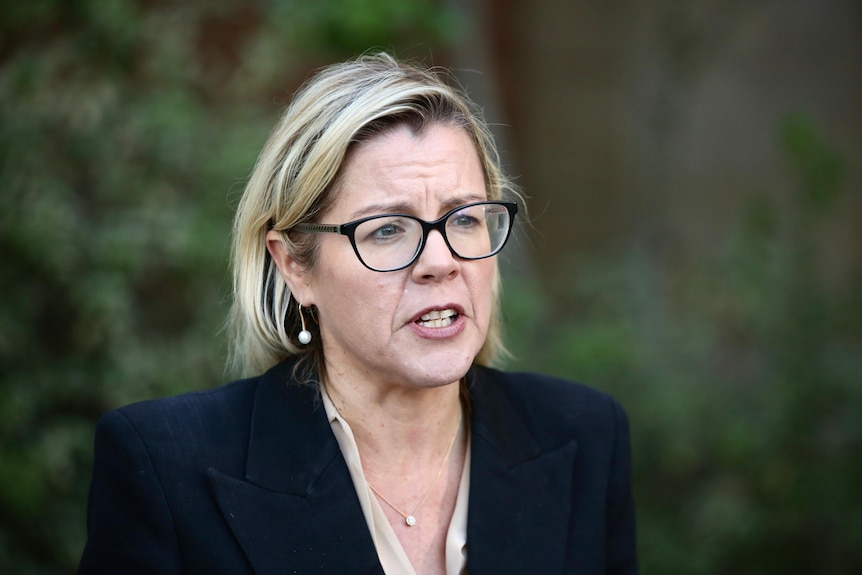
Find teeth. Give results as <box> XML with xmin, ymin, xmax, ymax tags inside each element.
<box><xmin>420</xmin><ymin>309</ymin><xmax>456</xmax><ymax>321</ymax></box>
<box><xmin>417</xmin><ymin>309</ymin><xmax>457</xmax><ymax>328</ymax></box>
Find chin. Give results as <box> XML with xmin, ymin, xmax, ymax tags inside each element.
<box><xmin>406</xmin><ymin>347</ymin><xmax>477</xmax><ymax>388</ymax></box>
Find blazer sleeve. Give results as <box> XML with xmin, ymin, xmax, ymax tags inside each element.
<box><xmin>606</xmin><ymin>398</ymin><xmax>638</xmax><ymax>575</ymax></box>
<box><xmin>78</xmin><ymin>409</ymin><xmax>183</xmax><ymax>575</ymax></box>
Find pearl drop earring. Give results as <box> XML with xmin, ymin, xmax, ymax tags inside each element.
<box><xmin>297</xmin><ymin>302</ymin><xmax>312</xmax><ymax>345</ymax></box>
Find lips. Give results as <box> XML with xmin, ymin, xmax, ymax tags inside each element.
<box><xmin>416</xmin><ymin>308</ymin><xmax>458</xmax><ymax>328</ymax></box>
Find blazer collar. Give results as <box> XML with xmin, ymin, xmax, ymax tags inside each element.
<box><xmin>209</xmin><ymin>360</ymin><xmax>578</xmax><ymax>575</ymax></box>
<box><xmin>208</xmin><ymin>360</ymin><xmax>384</xmax><ymax>574</ymax></box>
<box><xmin>243</xmin><ymin>360</ymin><xmax>336</xmax><ymax>494</ymax></box>
<box><xmin>245</xmin><ymin>361</ymin><xmax>567</xmax><ymax>492</ymax></box>
<box><xmin>468</xmin><ymin>366</ymin><xmax>546</xmax><ymax>466</ymax></box>
<box><xmin>466</xmin><ymin>366</ymin><xmax>579</xmax><ymax>575</ymax></box>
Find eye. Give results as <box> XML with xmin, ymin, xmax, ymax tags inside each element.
<box><xmin>356</xmin><ymin>217</ymin><xmax>412</xmax><ymax>244</ymax></box>
<box><xmin>372</xmin><ymin>222</ymin><xmax>403</xmax><ymax>238</ymax></box>
<box><xmin>449</xmin><ymin>206</ymin><xmax>484</xmax><ymax>230</ymax></box>
<box><xmin>451</xmin><ymin>214</ymin><xmax>479</xmax><ymax>227</ymax></box>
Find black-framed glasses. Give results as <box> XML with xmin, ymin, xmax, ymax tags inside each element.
<box><xmin>292</xmin><ymin>201</ymin><xmax>518</xmax><ymax>272</ymax></box>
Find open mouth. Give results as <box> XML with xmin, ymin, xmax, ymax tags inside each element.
<box><xmin>416</xmin><ymin>308</ymin><xmax>458</xmax><ymax>328</ymax></box>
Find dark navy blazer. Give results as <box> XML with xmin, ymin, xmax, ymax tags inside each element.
<box><xmin>78</xmin><ymin>359</ymin><xmax>637</xmax><ymax>574</ymax></box>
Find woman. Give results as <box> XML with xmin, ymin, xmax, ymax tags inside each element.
<box><xmin>78</xmin><ymin>53</ymin><xmax>637</xmax><ymax>574</ymax></box>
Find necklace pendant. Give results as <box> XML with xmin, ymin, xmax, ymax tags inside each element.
<box><xmin>405</xmin><ymin>515</ymin><xmax>417</xmax><ymax>527</ymax></box>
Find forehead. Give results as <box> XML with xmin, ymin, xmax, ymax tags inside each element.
<box><xmin>328</xmin><ymin>123</ymin><xmax>487</xmax><ymax>220</ymax></box>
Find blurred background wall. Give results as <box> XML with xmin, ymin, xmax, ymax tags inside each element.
<box><xmin>1</xmin><ymin>0</ymin><xmax>859</xmax><ymax>573</ymax></box>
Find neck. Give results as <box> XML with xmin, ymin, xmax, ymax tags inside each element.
<box><xmin>323</xmin><ymin>374</ymin><xmax>464</xmax><ymax>464</ymax></box>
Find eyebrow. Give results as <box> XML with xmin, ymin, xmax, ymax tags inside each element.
<box><xmin>347</xmin><ymin>193</ymin><xmax>488</xmax><ymax>221</ymax></box>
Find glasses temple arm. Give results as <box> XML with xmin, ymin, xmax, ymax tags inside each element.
<box><xmin>293</xmin><ymin>223</ymin><xmax>342</xmax><ymax>234</ymax></box>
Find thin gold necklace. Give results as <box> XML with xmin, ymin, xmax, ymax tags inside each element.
<box><xmin>367</xmin><ymin>415</ymin><xmax>462</xmax><ymax>527</ymax></box>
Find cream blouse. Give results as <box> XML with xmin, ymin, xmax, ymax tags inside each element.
<box><xmin>321</xmin><ymin>389</ymin><xmax>471</xmax><ymax>575</ymax></box>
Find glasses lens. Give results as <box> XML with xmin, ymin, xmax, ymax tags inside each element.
<box><xmin>446</xmin><ymin>203</ymin><xmax>511</xmax><ymax>259</ymax></box>
<box><xmin>353</xmin><ymin>216</ymin><xmax>423</xmax><ymax>271</ymax></box>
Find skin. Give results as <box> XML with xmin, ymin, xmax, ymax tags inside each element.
<box><xmin>267</xmin><ymin>122</ymin><xmax>495</xmax><ymax>409</ymax></box>
<box><xmin>266</xmin><ymin>123</ymin><xmax>495</xmax><ymax>573</ymax></box>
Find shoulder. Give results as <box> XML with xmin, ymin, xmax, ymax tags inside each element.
<box><xmin>468</xmin><ymin>365</ymin><xmax>629</xmax><ymax>449</ymax></box>
<box><xmin>94</xmin><ymin>358</ymin><xmax>316</xmax><ymax>465</ymax></box>
<box><xmin>104</xmin><ymin>376</ymin><xmax>261</xmax><ymax>439</ymax></box>
<box><xmin>92</xmin><ymin>375</ymin><xmax>265</xmax><ymax>479</ymax></box>
<box><xmin>470</xmin><ymin>365</ymin><xmax>624</xmax><ymax>418</ymax></box>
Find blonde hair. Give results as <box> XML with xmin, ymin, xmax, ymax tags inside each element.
<box><xmin>229</xmin><ymin>53</ymin><xmax>520</xmax><ymax>378</ymax></box>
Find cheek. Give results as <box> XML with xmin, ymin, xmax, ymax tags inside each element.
<box><xmin>470</xmin><ymin>262</ymin><xmax>497</xmax><ymax>322</ymax></box>
<box><xmin>309</xmin><ymin>240</ymin><xmax>366</xmax><ymax>301</ymax></box>
<box><xmin>314</xmin><ymin>261</ymin><xmax>399</xmax><ymax>327</ymax></box>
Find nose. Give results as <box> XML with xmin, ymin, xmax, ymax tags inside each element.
<box><xmin>411</xmin><ymin>229</ymin><xmax>459</xmax><ymax>281</ymax></box>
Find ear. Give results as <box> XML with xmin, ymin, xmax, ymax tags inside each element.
<box><xmin>265</xmin><ymin>230</ymin><xmax>314</xmax><ymax>305</ymax></box>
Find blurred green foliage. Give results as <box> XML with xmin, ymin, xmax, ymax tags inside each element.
<box><xmin>504</xmin><ymin>112</ymin><xmax>862</xmax><ymax>573</ymax></box>
<box><xmin>1</xmin><ymin>1</ymin><xmax>860</xmax><ymax>574</ymax></box>
<box><xmin>0</xmin><ymin>0</ymin><xmax>455</xmax><ymax>572</ymax></box>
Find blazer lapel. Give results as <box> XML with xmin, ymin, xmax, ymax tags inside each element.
<box><xmin>467</xmin><ymin>369</ymin><xmax>578</xmax><ymax>575</ymax></box>
<box><xmin>208</xmin><ymin>364</ymin><xmax>384</xmax><ymax>575</ymax></box>
<box><xmin>206</xmin><ymin>362</ymin><xmax>578</xmax><ymax>574</ymax></box>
